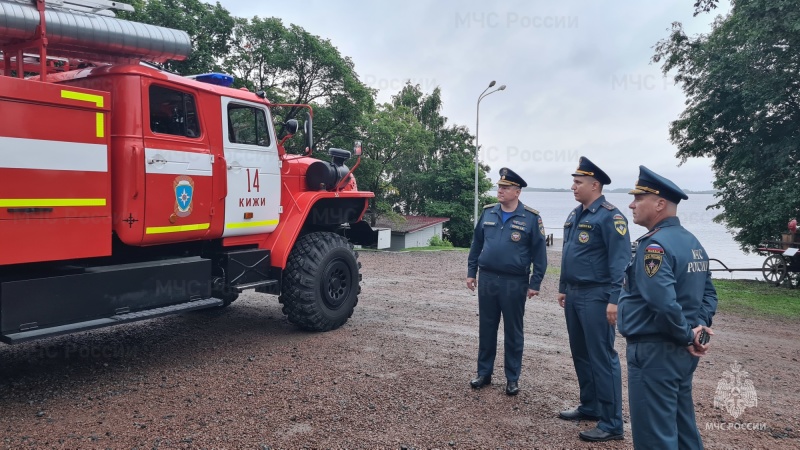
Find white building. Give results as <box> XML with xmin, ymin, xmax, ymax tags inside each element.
<box><xmin>373</xmin><ymin>215</ymin><xmax>450</xmax><ymax>251</ymax></box>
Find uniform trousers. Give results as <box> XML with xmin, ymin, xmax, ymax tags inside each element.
<box><xmin>564</xmin><ymin>284</ymin><xmax>623</xmax><ymax>434</ymax></box>
<box><xmin>627</xmin><ymin>339</ymin><xmax>703</xmax><ymax>450</ymax></box>
<box><xmin>477</xmin><ymin>271</ymin><xmax>528</xmax><ymax>381</ymax></box>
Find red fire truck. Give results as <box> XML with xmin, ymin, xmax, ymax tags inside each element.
<box><xmin>0</xmin><ymin>0</ymin><xmax>376</xmax><ymax>344</ymax></box>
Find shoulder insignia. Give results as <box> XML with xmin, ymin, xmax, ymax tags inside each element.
<box><xmin>641</xmin><ymin>227</ymin><xmax>661</xmax><ymax>240</ymax></box>
<box><xmin>601</xmin><ymin>201</ymin><xmax>615</xmax><ymax>210</ymax></box>
<box><xmin>643</xmin><ymin>243</ymin><xmax>665</xmax><ymax>277</ymax></box>
<box><xmin>613</xmin><ymin>213</ymin><xmax>628</xmax><ymax>236</ymax></box>
<box><xmin>483</xmin><ymin>203</ymin><xmax>497</xmax><ymax>209</ymax></box>
<box><xmin>632</xmin><ymin>227</ymin><xmax>660</xmax><ymax>252</ymax></box>
<box><xmin>524</xmin><ymin>205</ymin><xmax>539</xmax><ymax>215</ymax></box>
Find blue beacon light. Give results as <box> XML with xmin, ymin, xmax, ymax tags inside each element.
<box><xmin>194</xmin><ymin>73</ymin><xmax>235</xmax><ymax>87</ymax></box>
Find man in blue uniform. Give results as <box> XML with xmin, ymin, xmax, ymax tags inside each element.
<box><xmin>466</xmin><ymin>167</ymin><xmax>548</xmax><ymax>396</ymax></box>
<box><xmin>557</xmin><ymin>157</ymin><xmax>629</xmax><ymax>442</ymax></box>
<box><xmin>618</xmin><ymin>166</ymin><xmax>717</xmax><ymax>450</ymax></box>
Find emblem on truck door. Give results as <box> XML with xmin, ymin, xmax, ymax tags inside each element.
<box><xmin>174</xmin><ymin>176</ymin><xmax>194</xmax><ymax>217</ymax></box>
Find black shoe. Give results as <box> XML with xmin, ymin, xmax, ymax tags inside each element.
<box><xmin>579</xmin><ymin>427</ymin><xmax>623</xmax><ymax>442</ymax></box>
<box><xmin>505</xmin><ymin>380</ymin><xmax>519</xmax><ymax>396</ymax></box>
<box><xmin>558</xmin><ymin>407</ymin><xmax>600</xmax><ymax>421</ymax></box>
<box><xmin>469</xmin><ymin>375</ymin><xmax>491</xmax><ymax>389</ymax></box>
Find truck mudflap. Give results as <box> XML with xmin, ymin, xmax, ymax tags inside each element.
<box><xmin>343</xmin><ymin>220</ymin><xmax>380</xmax><ymax>247</ymax></box>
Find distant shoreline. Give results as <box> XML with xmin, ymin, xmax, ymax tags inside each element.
<box><xmin>519</xmin><ymin>187</ymin><xmax>717</xmax><ymax>195</ymax></box>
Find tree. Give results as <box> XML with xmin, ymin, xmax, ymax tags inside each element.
<box><xmin>653</xmin><ymin>0</ymin><xmax>800</xmax><ymax>250</ymax></box>
<box><xmin>422</xmin><ymin>125</ymin><xmax>495</xmax><ymax>247</ymax></box>
<box><xmin>120</xmin><ymin>0</ymin><xmax>235</xmax><ymax>75</ymax></box>
<box><xmin>388</xmin><ymin>84</ymin><xmax>445</xmax><ymax>214</ymax></box>
<box><xmin>387</xmin><ymin>83</ymin><xmax>494</xmax><ymax>247</ymax></box>
<box><xmin>359</xmin><ymin>104</ymin><xmax>432</xmax><ymax>225</ymax></box>
<box><xmin>224</xmin><ymin>17</ymin><xmax>288</xmax><ymax>96</ymax></box>
<box><xmin>223</xmin><ymin>18</ymin><xmax>374</xmax><ymax>154</ymax></box>
<box><xmin>121</xmin><ymin>4</ymin><xmax>373</xmax><ymax>155</ymax></box>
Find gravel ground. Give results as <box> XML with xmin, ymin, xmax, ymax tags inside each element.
<box><xmin>1</xmin><ymin>248</ymin><xmax>799</xmax><ymax>449</ymax></box>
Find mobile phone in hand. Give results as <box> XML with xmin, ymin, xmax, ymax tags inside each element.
<box><xmin>698</xmin><ymin>329</ymin><xmax>710</xmax><ymax>345</ymax></box>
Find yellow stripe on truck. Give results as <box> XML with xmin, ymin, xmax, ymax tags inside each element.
<box><xmin>96</xmin><ymin>113</ymin><xmax>105</xmax><ymax>138</ymax></box>
<box><xmin>0</xmin><ymin>198</ymin><xmax>106</xmax><ymax>207</ymax></box>
<box><xmin>225</xmin><ymin>219</ymin><xmax>279</xmax><ymax>229</ymax></box>
<box><xmin>145</xmin><ymin>223</ymin><xmax>211</xmax><ymax>234</ymax></box>
<box><xmin>60</xmin><ymin>90</ymin><xmax>104</xmax><ymax>107</ymax></box>
<box><xmin>61</xmin><ymin>90</ymin><xmax>106</xmax><ymax>138</ymax></box>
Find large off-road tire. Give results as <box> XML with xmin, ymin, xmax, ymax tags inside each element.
<box><xmin>279</xmin><ymin>232</ymin><xmax>361</xmax><ymax>331</ymax></box>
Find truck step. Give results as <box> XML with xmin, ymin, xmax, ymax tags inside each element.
<box><xmin>1</xmin><ymin>297</ymin><xmax>223</xmax><ymax>344</ymax></box>
<box><xmin>234</xmin><ymin>280</ymin><xmax>278</xmax><ymax>292</ymax></box>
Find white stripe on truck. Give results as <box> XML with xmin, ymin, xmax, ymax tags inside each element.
<box><xmin>0</xmin><ymin>136</ymin><xmax>107</xmax><ymax>172</ymax></box>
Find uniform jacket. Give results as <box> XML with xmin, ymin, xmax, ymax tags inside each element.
<box><xmin>558</xmin><ymin>195</ymin><xmax>631</xmax><ymax>304</ymax></box>
<box><xmin>467</xmin><ymin>202</ymin><xmax>548</xmax><ymax>290</ymax></box>
<box><xmin>617</xmin><ymin>216</ymin><xmax>718</xmax><ymax>345</ymax></box>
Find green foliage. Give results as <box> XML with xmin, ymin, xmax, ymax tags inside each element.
<box><xmin>653</xmin><ymin>0</ymin><xmax>800</xmax><ymax>251</ymax></box>
<box><xmin>693</xmin><ymin>0</ymin><xmax>720</xmax><ymax>16</ymax></box>
<box><xmin>120</xmin><ymin>0</ymin><xmax>235</xmax><ymax>75</ymax></box>
<box><xmin>419</xmin><ymin>125</ymin><xmax>495</xmax><ymax>247</ymax></box>
<box><xmin>360</xmin><ymin>103</ymin><xmax>433</xmax><ymax>224</ymax></box>
<box><xmin>222</xmin><ymin>18</ymin><xmax>374</xmax><ymax>153</ymax></box>
<box><xmin>123</xmin><ymin>3</ymin><xmax>372</xmax><ymax>155</ymax></box>
<box><xmin>381</xmin><ymin>83</ymin><xmax>494</xmax><ymax>247</ymax></box>
<box><xmin>428</xmin><ymin>235</ymin><xmax>453</xmax><ymax>247</ymax></box>
<box><xmin>714</xmin><ymin>279</ymin><xmax>800</xmax><ymax>318</ymax></box>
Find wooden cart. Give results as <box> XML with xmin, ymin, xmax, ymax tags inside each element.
<box><xmin>758</xmin><ymin>233</ymin><xmax>800</xmax><ymax>287</ymax></box>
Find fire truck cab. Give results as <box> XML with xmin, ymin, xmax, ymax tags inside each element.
<box><xmin>0</xmin><ymin>0</ymin><xmax>376</xmax><ymax>344</ymax></box>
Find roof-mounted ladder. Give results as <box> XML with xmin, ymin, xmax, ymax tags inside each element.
<box><xmin>1</xmin><ymin>0</ymin><xmax>135</xmax><ymax>78</ymax></box>
<box><xmin>40</xmin><ymin>0</ymin><xmax>134</xmax><ymax>17</ymax></box>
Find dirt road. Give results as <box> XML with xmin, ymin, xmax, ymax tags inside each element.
<box><xmin>1</xmin><ymin>249</ymin><xmax>798</xmax><ymax>449</ymax></box>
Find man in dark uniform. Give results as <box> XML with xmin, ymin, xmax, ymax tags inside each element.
<box><xmin>557</xmin><ymin>157</ymin><xmax>629</xmax><ymax>442</ymax></box>
<box><xmin>466</xmin><ymin>167</ymin><xmax>548</xmax><ymax>396</ymax></box>
<box><xmin>618</xmin><ymin>166</ymin><xmax>718</xmax><ymax>450</ymax></box>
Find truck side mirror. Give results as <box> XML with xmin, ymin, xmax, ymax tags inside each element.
<box><xmin>303</xmin><ymin>111</ymin><xmax>313</xmax><ymax>154</ymax></box>
<box><xmin>284</xmin><ymin>119</ymin><xmax>299</xmax><ymax>135</ymax></box>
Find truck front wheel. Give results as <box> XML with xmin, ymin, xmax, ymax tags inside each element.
<box><xmin>279</xmin><ymin>232</ymin><xmax>361</xmax><ymax>331</ymax></box>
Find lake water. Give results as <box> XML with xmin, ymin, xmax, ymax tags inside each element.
<box><xmin>514</xmin><ymin>191</ymin><xmax>765</xmax><ymax>281</ymax></box>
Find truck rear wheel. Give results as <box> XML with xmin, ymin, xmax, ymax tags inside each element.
<box><xmin>279</xmin><ymin>232</ymin><xmax>361</xmax><ymax>331</ymax></box>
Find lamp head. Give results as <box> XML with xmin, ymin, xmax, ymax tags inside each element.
<box><xmin>498</xmin><ymin>85</ymin><xmax>506</xmax><ymax>91</ymax></box>
<box><xmin>488</xmin><ymin>80</ymin><xmax>496</xmax><ymax>88</ymax></box>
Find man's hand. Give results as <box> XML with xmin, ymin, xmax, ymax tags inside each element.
<box><xmin>557</xmin><ymin>293</ymin><xmax>566</xmax><ymax>308</ymax></box>
<box><xmin>527</xmin><ymin>289</ymin><xmax>539</xmax><ymax>299</ymax></box>
<box><xmin>687</xmin><ymin>325</ymin><xmax>714</xmax><ymax>357</ymax></box>
<box><xmin>606</xmin><ymin>303</ymin><xmax>617</xmax><ymax>326</ymax></box>
<box><xmin>466</xmin><ymin>277</ymin><xmax>477</xmax><ymax>292</ymax></box>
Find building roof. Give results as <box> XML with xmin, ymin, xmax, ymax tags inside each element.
<box><xmin>374</xmin><ymin>215</ymin><xmax>450</xmax><ymax>234</ymax></box>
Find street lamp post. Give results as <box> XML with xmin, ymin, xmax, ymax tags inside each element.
<box><xmin>474</xmin><ymin>81</ymin><xmax>507</xmax><ymax>225</ymax></box>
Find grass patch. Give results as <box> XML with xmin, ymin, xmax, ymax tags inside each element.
<box><xmin>713</xmin><ymin>279</ymin><xmax>800</xmax><ymax>319</ymax></box>
<box><xmin>547</xmin><ymin>266</ymin><xmax>561</xmax><ymax>276</ymax></box>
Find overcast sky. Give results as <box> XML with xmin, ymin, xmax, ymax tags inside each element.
<box><xmin>220</xmin><ymin>0</ymin><xmax>729</xmax><ymax>191</ymax></box>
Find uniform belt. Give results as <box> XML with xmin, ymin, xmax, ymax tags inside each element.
<box><xmin>565</xmin><ymin>282</ymin><xmax>608</xmax><ymax>290</ymax></box>
<box><xmin>479</xmin><ymin>268</ymin><xmax>529</xmax><ymax>279</ymax></box>
<box><xmin>625</xmin><ymin>334</ymin><xmax>670</xmax><ymax>344</ymax></box>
